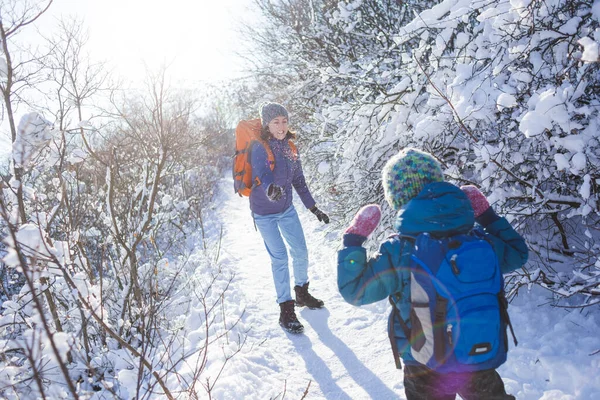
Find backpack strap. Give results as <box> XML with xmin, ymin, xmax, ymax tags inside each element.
<box><xmin>498</xmin><ymin>292</ymin><xmax>518</xmax><ymax>347</ymax></box>
<box><xmin>263</xmin><ymin>140</ymin><xmax>276</xmax><ymax>170</ymax></box>
<box><xmin>390</xmin><ymin>296</ymin><xmax>412</xmax><ymax>340</ymax></box>
<box><xmin>288</xmin><ymin>140</ymin><xmax>298</xmax><ymax>160</ymax></box>
<box><xmin>387</xmin><ymin>232</ymin><xmax>416</xmax><ymax>347</ymax></box>
<box><xmin>387</xmin><ymin>235</ymin><xmax>416</xmax><ymax>369</ymax></box>
<box><xmin>433</xmin><ymin>294</ymin><xmax>448</xmax><ymax>363</ymax></box>
<box><xmin>247</xmin><ymin>139</ymin><xmax>274</xmax><ymax>190</ymax></box>
<box><xmin>386</xmin><ymin>234</ymin><xmax>423</xmax><ymax>369</ymax></box>
<box><xmin>260</xmin><ymin>139</ymin><xmax>296</xmax><ymax>170</ymax></box>
<box><xmin>388</xmin><ymin>296</ymin><xmax>409</xmax><ymax>369</ymax></box>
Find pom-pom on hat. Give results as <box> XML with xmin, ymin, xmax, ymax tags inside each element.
<box><xmin>259</xmin><ymin>102</ymin><xmax>289</xmax><ymax>128</ymax></box>
<box><xmin>382</xmin><ymin>147</ymin><xmax>444</xmax><ymax>211</ymax></box>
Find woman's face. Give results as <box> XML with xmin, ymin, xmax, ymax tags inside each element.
<box><xmin>268</xmin><ymin>116</ymin><xmax>288</xmax><ymax>140</ymax></box>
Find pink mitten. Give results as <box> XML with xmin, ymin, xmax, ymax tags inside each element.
<box><xmin>344</xmin><ymin>204</ymin><xmax>381</xmax><ymax>237</ymax></box>
<box><xmin>460</xmin><ymin>185</ymin><xmax>490</xmax><ymax>217</ymax></box>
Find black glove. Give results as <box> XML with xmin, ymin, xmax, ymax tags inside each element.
<box><xmin>310</xmin><ymin>206</ymin><xmax>330</xmax><ymax>224</ymax></box>
<box><xmin>267</xmin><ymin>184</ymin><xmax>283</xmax><ymax>201</ymax></box>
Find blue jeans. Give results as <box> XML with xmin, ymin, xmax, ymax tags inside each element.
<box><xmin>253</xmin><ymin>205</ymin><xmax>309</xmax><ymax>304</ymax></box>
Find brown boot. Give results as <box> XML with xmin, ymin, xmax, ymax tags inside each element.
<box><xmin>279</xmin><ymin>300</ymin><xmax>304</xmax><ymax>334</ymax></box>
<box><xmin>294</xmin><ymin>282</ymin><xmax>324</xmax><ymax>309</ymax></box>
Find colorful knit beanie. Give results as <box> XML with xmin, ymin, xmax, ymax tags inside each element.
<box><xmin>259</xmin><ymin>102</ymin><xmax>289</xmax><ymax>128</ymax></box>
<box><xmin>382</xmin><ymin>147</ymin><xmax>444</xmax><ymax>211</ymax></box>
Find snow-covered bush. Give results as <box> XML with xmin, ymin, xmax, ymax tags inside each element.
<box><xmin>0</xmin><ymin>91</ymin><xmax>238</xmax><ymax>398</ymax></box>
<box><xmin>244</xmin><ymin>0</ymin><xmax>600</xmax><ymax>307</ymax></box>
<box><xmin>0</xmin><ymin>9</ymin><xmax>240</xmax><ymax>398</ymax></box>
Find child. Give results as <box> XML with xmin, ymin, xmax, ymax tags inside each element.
<box><xmin>337</xmin><ymin>148</ymin><xmax>528</xmax><ymax>399</ymax></box>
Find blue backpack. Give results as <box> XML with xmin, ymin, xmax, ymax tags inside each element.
<box><xmin>394</xmin><ymin>231</ymin><xmax>517</xmax><ymax>373</ymax></box>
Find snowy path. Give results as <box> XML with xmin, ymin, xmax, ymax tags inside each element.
<box><xmin>207</xmin><ymin>176</ymin><xmax>600</xmax><ymax>400</ymax></box>
<box><xmin>212</xmin><ymin>177</ymin><xmax>401</xmax><ymax>399</ymax></box>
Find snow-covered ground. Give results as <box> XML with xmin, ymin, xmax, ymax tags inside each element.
<box><xmin>205</xmin><ymin>176</ymin><xmax>600</xmax><ymax>399</ymax></box>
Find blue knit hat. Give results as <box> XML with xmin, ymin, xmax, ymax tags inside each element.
<box><xmin>259</xmin><ymin>102</ymin><xmax>289</xmax><ymax>128</ymax></box>
<box><xmin>382</xmin><ymin>148</ymin><xmax>444</xmax><ymax>210</ymax></box>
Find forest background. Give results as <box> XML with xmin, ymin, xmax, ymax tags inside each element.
<box><xmin>0</xmin><ymin>0</ymin><xmax>599</xmax><ymax>398</ymax></box>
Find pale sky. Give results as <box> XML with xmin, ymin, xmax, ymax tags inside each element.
<box><xmin>46</xmin><ymin>0</ymin><xmax>249</xmax><ymax>83</ymax></box>
<box><xmin>1</xmin><ymin>0</ymin><xmax>251</xmax><ymax>162</ymax></box>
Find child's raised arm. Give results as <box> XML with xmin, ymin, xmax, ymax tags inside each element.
<box><xmin>461</xmin><ymin>185</ymin><xmax>529</xmax><ymax>273</ymax></box>
<box><xmin>337</xmin><ymin>205</ymin><xmax>410</xmax><ymax>305</ymax></box>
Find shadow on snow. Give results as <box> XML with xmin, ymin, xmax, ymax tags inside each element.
<box><xmin>287</xmin><ymin>308</ymin><xmax>400</xmax><ymax>399</ymax></box>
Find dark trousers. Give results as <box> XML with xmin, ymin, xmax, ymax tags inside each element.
<box><xmin>403</xmin><ymin>365</ymin><xmax>516</xmax><ymax>400</ymax></box>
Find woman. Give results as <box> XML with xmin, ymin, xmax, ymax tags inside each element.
<box><xmin>250</xmin><ymin>102</ymin><xmax>329</xmax><ymax>334</ymax></box>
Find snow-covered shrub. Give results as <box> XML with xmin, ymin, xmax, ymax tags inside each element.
<box><xmin>245</xmin><ymin>0</ymin><xmax>600</xmax><ymax>307</ymax></box>
<box><xmin>0</xmin><ymin>12</ymin><xmax>239</xmax><ymax>397</ymax></box>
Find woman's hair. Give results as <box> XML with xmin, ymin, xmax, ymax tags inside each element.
<box><xmin>260</xmin><ymin>126</ymin><xmax>297</xmax><ymax>141</ymax></box>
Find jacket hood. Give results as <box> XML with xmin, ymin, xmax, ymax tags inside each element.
<box><xmin>394</xmin><ymin>181</ymin><xmax>475</xmax><ymax>236</ymax></box>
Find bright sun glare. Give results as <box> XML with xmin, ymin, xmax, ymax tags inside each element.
<box><xmin>0</xmin><ymin>0</ymin><xmax>246</xmax><ymax>160</ymax></box>
<box><xmin>62</xmin><ymin>0</ymin><xmax>243</xmax><ymax>83</ymax></box>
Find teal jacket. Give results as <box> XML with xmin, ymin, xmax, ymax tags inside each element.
<box><xmin>337</xmin><ymin>182</ymin><xmax>529</xmax><ymax>367</ymax></box>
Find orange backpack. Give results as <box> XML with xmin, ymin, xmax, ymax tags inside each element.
<box><xmin>232</xmin><ymin>118</ymin><xmax>298</xmax><ymax>197</ymax></box>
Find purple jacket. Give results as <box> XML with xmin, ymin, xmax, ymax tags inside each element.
<box><xmin>249</xmin><ymin>138</ymin><xmax>316</xmax><ymax>215</ymax></box>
